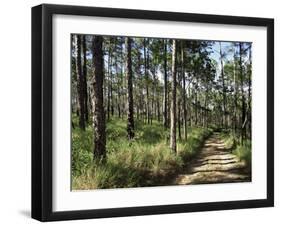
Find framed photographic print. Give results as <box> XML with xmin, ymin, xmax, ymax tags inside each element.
<box><xmin>32</xmin><ymin>4</ymin><xmax>274</xmax><ymax>221</ymax></box>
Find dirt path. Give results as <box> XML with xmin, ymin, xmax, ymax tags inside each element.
<box><xmin>174</xmin><ymin>132</ymin><xmax>251</xmax><ymax>185</ymax></box>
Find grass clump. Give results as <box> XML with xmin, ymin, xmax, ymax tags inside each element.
<box><xmin>220</xmin><ymin>132</ymin><xmax>236</xmax><ymax>150</ymax></box>
<box><xmin>219</xmin><ymin>132</ymin><xmax>252</xmax><ymax>170</ymax></box>
<box><xmin>233</xmin><ymin>140</ymin><xmax>252</xmax><ymax>168</ymax></box>
<box><xmin>178</xmin><ymin>128</ymin><xmax>213</xmax><ymax>162</ymax></box>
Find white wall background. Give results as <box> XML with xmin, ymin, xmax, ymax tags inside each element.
<box><xmin>0</xmin><ymin>0</ymin><xmax>279</xmax><ymax>225</ymax></box>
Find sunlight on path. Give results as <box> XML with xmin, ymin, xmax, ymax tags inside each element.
<box><xmin>174</xmin><ymin>132</ymin><xmax>251</xmax><ymax>185</ymax></box>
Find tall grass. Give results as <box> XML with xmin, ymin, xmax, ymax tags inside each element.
<box><xmin>72</xmin><ymin>117</ymin><xmax>213</xmax><ymax>190</ymax></box>
<box><xmin>177</xmin><ymin>128</ymin><xmax>213</xmax><ymax>161</ymax></box>
<box><xmin>233</xmin><ymin>140</ymin><xmax>252</xmax><ymax>168</ymax></box>
<box><xmin>220</xmin><ymin>132</ymin><xmax>252</xmax><ymax>169</ymax></box>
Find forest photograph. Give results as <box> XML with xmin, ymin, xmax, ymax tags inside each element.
<box><xmin>71</xmin><ymin>34</ymin><xmax>252</xmax><ymax>190</ymax></box>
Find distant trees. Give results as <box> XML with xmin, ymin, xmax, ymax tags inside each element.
<box><xmin>71</xmin><ymin>34</ymin><xmax>252</xmax><ymax>158</ymax></box>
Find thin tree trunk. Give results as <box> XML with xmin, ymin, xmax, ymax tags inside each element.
<box><xmin>91</xmin><ymin>36</ymin><xmax>106</xmax><ymax>159</ymax></box>
<box><xmin>247</xmin><ymin>46</ymin><xmax>252</xmax><ymax>139</ymax></box>
<box><xmin>177</xmin><ymin>55</ymin><xmax>182</xmax><ymax>141</ymax></box>
<box><xmin>152</xmin><ymin>66</ymin><xmax>156</xmax><ymax>124</ymax></box>
<box><xmin>195</xmin><ymin>89</ymin><xmax>198</xmax><ymax>126</ymax></box>
<box><xmin>107</xmin><ymin>42</ymin><xmax>111</xmax><ymax>120</ymax></box>
<box><xmin>157</xmin><ymin>95</ymin><xmax>161</xmax><ymax>122</ymax></box>
<box><xmin>181</xmin><ymin>41</ymin><xmax>187</xmax><ymax>140</ymax></box>
<box><xmin>170</xmin><ymin>40</ymin><xmax>177</xmax><ymax>153</ymax></box>
<box><xmin>75</xmin><ymin>35</ymin><xmax>85</xmax><ymax>130</ymax></box>
<box><xmin>163</xmin><ymin>39</ymin><xmax>168</xmax><ymax>128</ymax></box>
<box><xmin>233</xmin><ymin>46</ymin><xmax>238</xmax><ymax>134</ymax></box>
<box><xmin>114</xmin><ymin>39</ymin><xmax>121</xmax><ymax>119</ymax></box>
<box><xmin>239</xmin><ymin>42</ymin><xmax>246</xmax><ymax>144</ymax></box>
<box><xmin>144</xmin><ymin>38</ymin><xmax>150</xmax><ymax>124</ymax></box>
<box><xmin>82</xmin><ymin>35</ymin><xmax>89</xmax><ymax>123</ymax></box>
<box><xmin>219</xmin><ymin>42</ymin><xmax>227</xmax><ymax>128</ymax></box>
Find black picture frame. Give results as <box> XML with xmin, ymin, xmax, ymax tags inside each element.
<box><xmin>32</xmin><ymin>3</ymin><xmax>274</xmax><ymax>222</ymax></box>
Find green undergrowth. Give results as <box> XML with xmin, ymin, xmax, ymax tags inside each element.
<box><xmin>220</xmin><ymin>132</ymin><xmax>252</xmax><ymax>169</ymax></box>
<box><xmin>72</xmin><ymin>117</ymin><xmax>213</xmax><ymax>190</ymax></box>
<box><xmin>233</xmin><ymin>140</ymin><xmax>252</xmax><ymax>168</ymax></box>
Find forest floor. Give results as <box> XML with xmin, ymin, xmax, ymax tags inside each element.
<box><xmin>173</xmin><ymin>132</ymin><xmax>251</xmax><ymax>185</ymax></box>
<box><xmin>72</xmin><ymin>116</ymin><xmax>251</xmax><ymax>189</ymax></box>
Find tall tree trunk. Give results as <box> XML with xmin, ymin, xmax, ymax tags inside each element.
<box><xmin>143</xmin><ymin>38</ymin><xmax>150</xmax><ymax>124</ymax></box>
<box><xmin>75</xmin><ymin>35</ymin><xmax>85</xmax><ymax>130</ymax></box>
<box><xmin>181</xmin><ymin>41</ymin><xmax>187</xmax><ymax>140</ymax></box>
<box><xmin>219</xmin><ymin>42</ymin><xmax>227</xmax><ymax>128</ymax></box>
<box><xmin>125</xmin><ymin>37</ymin><xmax>135</xmax><ymax>140</ymax></box>
<box><xmin>91</xmin><ymin>36</ymin><xmax>106</xmax><ymax>159</ymax></box>
<box><xmin>114</xmin><ymin>39</ymin><xmax>121</xmax><ymax>119</ymax></box>
<box><xmin>82</xmin><ymin>35</ymin><xmax>89</xmax><ymax>123</ymax></box>
<box><xmin>177</xmin><ymin>55</ymin><xmax>182</xmax><ymax>141</ymax></box>
<box><xmin>152</xmin><ymin>66</ymin><xmax>156</xmax><ymax>124</ymax></box>
<box><xmin>170</xmin><ymin>40</ymin><xmax>177</xmax><ymax>153</ymax></box>
<box><xmin>107</xmin><ymin>43</ymin><xmax>111</xmax><ymax>120</ymax></box>
<box><xmin>137</xmin><ymin>52</ymin><xmax>143</xmax><ymax>122</ymax></box>
<box><xmin>163</xmin><ymin>39</ymin><xmax>168</xmax><ymax>128</ymax></box>
<box><xmin>239</xmin><ymin>42</ymin><xmax>246</xmax><ymax>144</ymax></box>
<box><xmin>247</xmin><ymin>45</ymin><xmax>252</xmax><ymax>139</ymax></box>
<box><xmin>195</xmin><ymin>88</ymin><xmax>198</xmax><ymax>126</ymax></box>
<box><xmin>233</xmin><ymin>47</ymin><xmax>238</xmax><ymax>134</ymax></box>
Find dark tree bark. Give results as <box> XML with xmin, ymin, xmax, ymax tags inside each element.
<box><xmin>125</xmin><ymin>37</ymin><xmax>135</xmax><ymax>140</ymax></box>
<box><xmin>163</xmin><ymin>39</ymin><xmax>168</xmax><ymax>128</ymax></box>
<box><xmin>170</xmin><ymin>40</ymin><xmax>177</xmax><ymax>153</ymax></box>
<box><xmin>75</xmin><ymin>35</ymin><xmax>85</xmax><ymax>130</ymax></box>
<box><xmin>82</xmin><ymin>35</ymin><xmax>89</xmax><ymax>123</ymax></box>
<box><xmin>91</xmin><ymin>36</ymin><xmax>106</xmax><ymax>159</ymax></box>
<box><xmin>247</xmin><ymin>45</ymin><xmax>252</xmax><ymax>139</ymax></box>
